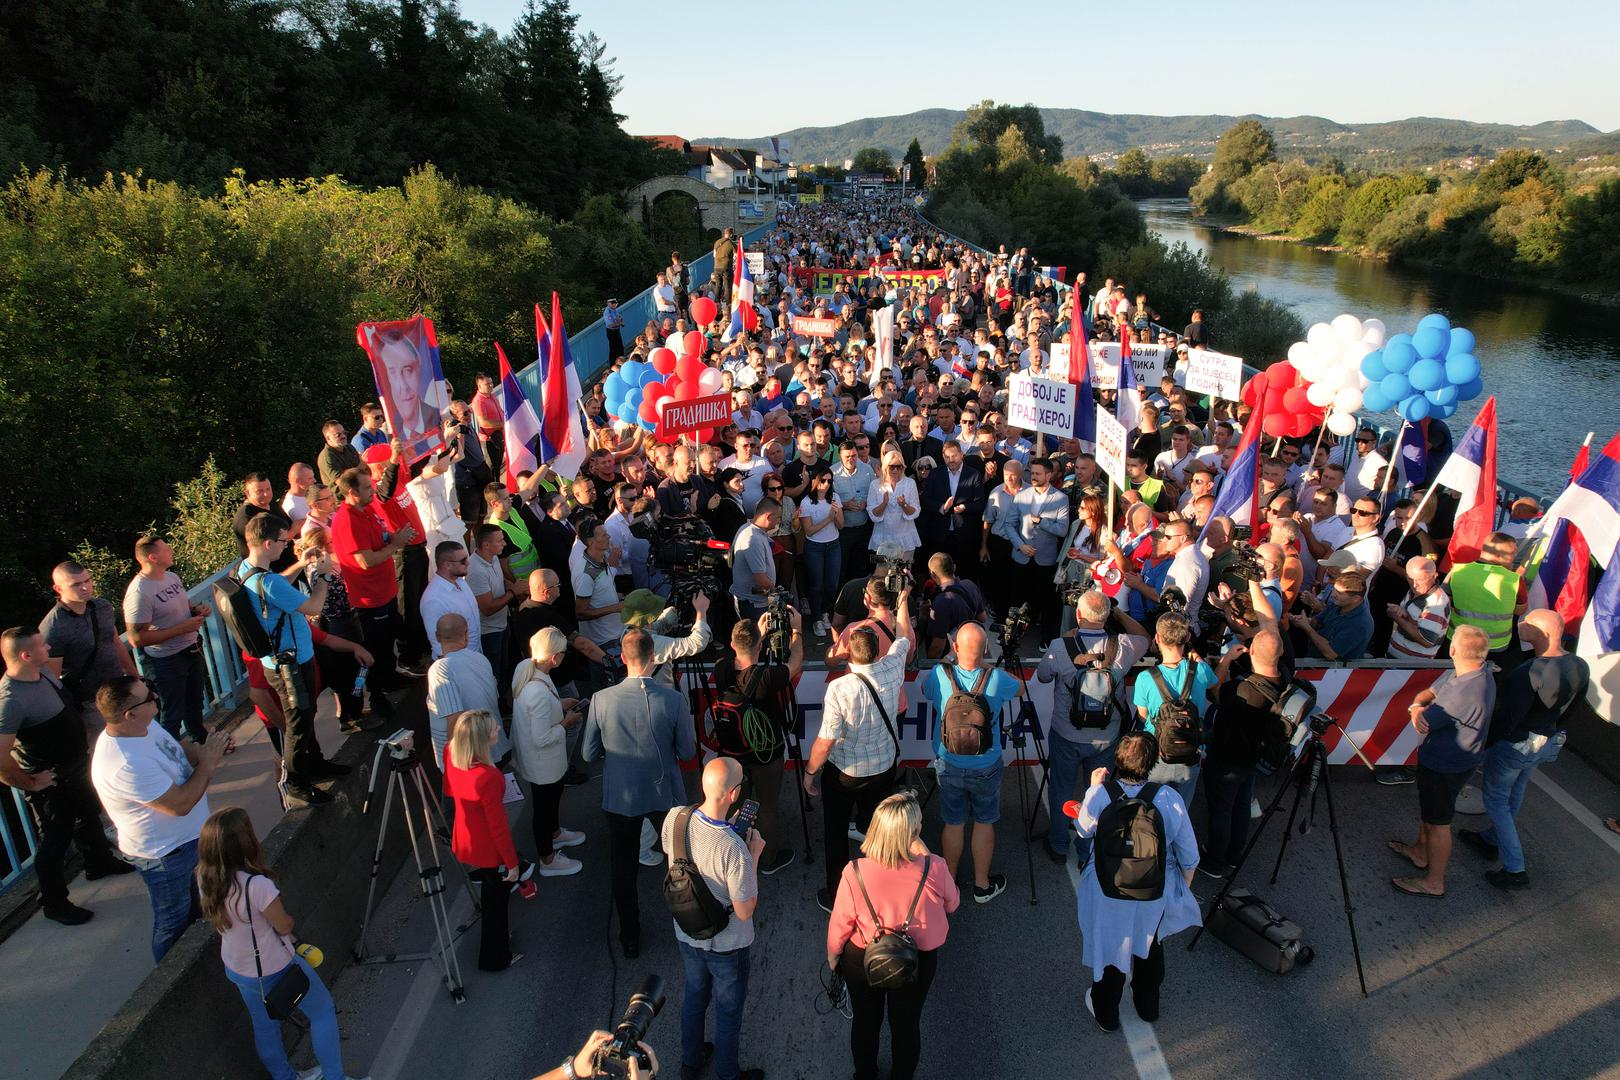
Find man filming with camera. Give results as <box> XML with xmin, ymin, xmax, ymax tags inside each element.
<box><xmin>729</xmin><ymin>498</ymin><xmax>782</xmax><ymax>623</ymax></box>
<box><xmin>922</xmin><ymin>553</ymin><xmax>987</xmax><ymax>660</ymax></box>
<box><xmin>1035</xmin><ymin>589</ymin><xmax>1149</xmax><ymax>865</ymax></box>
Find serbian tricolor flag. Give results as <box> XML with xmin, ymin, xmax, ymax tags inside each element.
<box><xmin>533</xmin><ymin>293</ymin><xmax>588</xmax><ymax>481</ymax></box>
<box><xmin>1117</xmin><ymin>335</ymin><xmax>1143</xmax><ymax>434</ymax></box>
<box><xmin>724</xmin><ymin>240</ymin><xmax>759</xmax><ymax>342</ymax></box>
<box><xmin>1433</xmin><ymin>397</ymin><xmax>1498</xmax><ymax>568</ymax></box>
<box><xmin>495</xmin><ymin>342</ymin><xmax>541</xmax><ymax>494</ymax></box>
<box><xmin>1069</xmin><ymin>295</ymin><xmax>1096</xmax><ymax>450</ymax></box>
<box><xmin>1040</xmin><ymin>265</ymin><xmax>1067</xmax><ymax>283</ymax></box>
<box><xmin>1202</xmin><ymin>371</ymin><xmax>1270</xmax><ymax>538</ymax></box>
<box><xmin>1531</xmin><ymin>433</ymin><xmax>1620</xmax><ymax>643</ymax></box>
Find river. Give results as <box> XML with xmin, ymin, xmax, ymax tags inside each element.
<box><xmin>1140</xmin><ymin>198</ymin><xmax>1618</xmax><ymax>497</ymax></box>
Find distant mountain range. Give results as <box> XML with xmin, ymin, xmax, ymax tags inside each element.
<box><xmin>698</xmin><ymin>110</ymin><xmax>1610</xmax><ymax>167</ymax></box>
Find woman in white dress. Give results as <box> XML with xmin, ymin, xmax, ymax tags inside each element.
<box><xmin>1072</xmin><ymin>733</ymin><xmax>1201</xmax><ymax>1033</ymax></box>
<box><xmin>866</xmin><ymin>448</ymin><xmax>920</xmax><ymax>561</ymax></box>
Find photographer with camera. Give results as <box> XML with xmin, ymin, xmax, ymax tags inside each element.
<box><xmin>1035</xmin><ymin>590</ymin><xmax>1149</xmax><ymax>865</ymax></box>
<box><xmin>827</xmin><ymin>578</ymin><xmax>899</xmax><ymax>665</ymax></box>
<box><xmin>620</xmin><ymin>589</ymin><xmax>712</xmax><ymax>688</ymax></box>
<box><xmin>711</xmin><ymin>608</ymin><xmax>803</xmax><ymax>876</ymax></box>
<box><xmin>921</xmin><ymin>553</ymin><xmax>987</xmax><ymax>660</ymax></box>
<box><xmin>1200</xmin><ymin>630</ymin><xmax>1290</xmax><ymax>881</ymax></box>
<box><xmin>658</xmin><ymin>757</ymin><xmax>768</xmax><ymax>1080</ymax></box>
<box><xmin>805</xmin><ymin>587</ymin><xmax>915</xmax><ymax>913</ymax></box>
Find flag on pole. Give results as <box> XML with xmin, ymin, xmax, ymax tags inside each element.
<box><xmin>1528</xmin><ymin>437</ymin><xmax>1599</xmax><ymax>630</ymax></box>
<box><xmin>534</xmin><ymin>293</ymin><xmax>588</xmax><ymax>481</ymax></box>
<box><xmin>1532</xmin><ymin>434</ymin><xmax>1620</xmax><ymax>648</ymax></box>
<box><xmin>1116</xmin><ymin>339</ymin><xmax>1143</xmax><ymax>434</ymax></box>
<box><xmin>1431</xmin><ymin>397</ymin><xmax>1498</xmax><ymax>568</ymax></box>
<box><xmin>1068</xmin><ymin>293</ymin><xmax>1095</xmax><ymax>450</ymax></box>
<box><xmin>1201</xmin><ymin>371</ymin><xmax>1270</xmax><ymax>538</ymax></box>
<box><xmin>495</xmin><ymin>341</ymin><xmax>541</xmax><ymax>494</ymax></box>
<box><xmin>724</xmin><ymin>239</ymin><xmax>758</xmax><ymax>342</ymax></box>
<box><xmin>1397</xmin><ymin>418</ymin><xmax>1429</xmax><ymax>489</ymax></box>
<box><xmin>871</xmin><ymin>302</ymin><xmax>896</xmax><ymax>383</ymax></box>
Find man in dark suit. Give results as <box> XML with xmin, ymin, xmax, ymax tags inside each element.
<box><xmin>899</xmin><ymin>412</ymin><xmax>944</xmax><ymax>475</ymax></box>
<box><xmin>920</xmin><ymin>439</ymin><xmax>988</xmax><ymax>580</ymax></box>
<box><xmin>532</xmin><ymin>489</ymin><xmax>579</xmax><ymax>612</ymax></box>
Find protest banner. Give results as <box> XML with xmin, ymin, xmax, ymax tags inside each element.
<box><xmin>791</xmin><ymin>314</ymin><xmax>839</xmax><ymax>338</ymax></box>
<box><xmin>791</xmin><ymin>266</ymin><xmax>946</xmax><ymax>297</ymax></box>
<box><xmin>1048</xmin><ymin>342</ymin><xmax>1071</xmax><ymax>381</ymax></box>
<box><xmin>1006</xmin><ymin>374</ymin><xmax>1080</xmax><ymax>440</ymax></box>
<box><xmin>1088</xmin><ymin>342</ymin><xmax>1169</xmax><ymax>390</ymax></box>
<box><xmin>655</xmin><ymin>393</ymin><xmax>731</xmax><ymax>439</ymax></box>
<box><xmin>1094</xmin><ymin>405</ymin><xmax>1129</xmax><ymax>489</ymax></box>
<box><xmin>1184</xmin><ymin>347</ymin><xmax>1246</xmax><ymax>400</ymax></box>
<box><xmin>355</xmin><ymin>315</ymin><xmax>449</xmax><ymax>464</ymax></box>
<box><xmin>745</xmin><ymin>251</ymin><xmax>766</xmax><ymax>279</ymax></box>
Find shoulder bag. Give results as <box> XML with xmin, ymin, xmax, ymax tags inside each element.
<box><xmin>245</xmin><ymin>874</ymin><xmax>309</xmax><ymax>1021</ymax></box>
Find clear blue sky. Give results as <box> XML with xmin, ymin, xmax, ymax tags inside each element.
<box><xmin>456</xmin><ymin>0</ymin><xmax>1620</xmax><ymax>138</ymax></box>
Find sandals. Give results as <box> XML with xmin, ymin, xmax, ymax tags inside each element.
<box><xmin>1391</xmin><ymin>876</ymin><xmax>1444</xmax><ymax>899</ymax></box>
<box><xmin>1387</xmin><ymin>839</ymin><xmax>1427</xmax><ymax>871</ymax></box>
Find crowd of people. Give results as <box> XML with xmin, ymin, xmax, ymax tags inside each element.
<box><xmin>0</xmin><ymin>192</ymin><xmax>1599</xmax><ymax>1080</ymax></box>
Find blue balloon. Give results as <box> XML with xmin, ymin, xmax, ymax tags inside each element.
<box><xmin>620</xmin><ymin>360</ymin><xmax>644</xmax><ymax>382</ymax></box>
<box><xmin>1360</xmin><ymin>350</ymin><xmax>1388</xmax><ymax>382</ymax></box>
<box><xmin>1401</xmin><ymin>394</ymin><xmax>1432</xmax><ymax>422</ymax></box>
<box><xmin>1409</xmin><ymin>358</ymin><xmax>1445</xmax><ymax>392</ymax></box>
<box><xmin>1412</xmin><ymin>326</ymin><xmax>1448</xmax><ymax>360</ymax></box>
<box><xmin>604</xmin><ymin>371</ymin><xmax>627</xmax><ymax>399</ymax></box>
<box><xmin>1380</xmin><ymin>372</ymin><xmax>1411</xmax><ymax>401</ymax></box>
<box><xmin>1416</xmin><ymin>313</ymin><xmax>1452</xmax><ymax>335</ymax></box>
<box><xmin>1435</xmin><ymin>402</ymin><xmax>1459</xmax><ymax>418</ymax></box>
<box><xmin>623</xmin><ymin>387</ymin><xmax>643</xmax><ymax>410</ymax></box>
<box><xmin>1447</xmin><ymin>327</ymin><xmax>1475</xmax><ymax>356</ymax></box>
<box><xmin>1387</xmin><ymin>332</ymin><xmax>1413</xmax><ymax>349</ymax></box>
<box><xmin>1361</xmin><ymin>387</ymin><xmax>1393</xmax><ymax>412</ymax></box>
<box><xmin>639</xmin><ymin>417</ymin><xmax>656</xmax><ymax>431</ymax></box>
<box><xmin>1444</xmin><ymin>352</ymin><xmax>1480</xmax><ymax>385</ymax></box>
<box><xmin>603</xmin><ymin>396</ymin><xmax>623</xmax><ymax>419</ymax></box>
<box><xmin>1426</xmin><ymin>385</ymin><xmax>1458</xmax><ymax>406</ymax></box>
<box><xmin>637</xmin><ymin>367</ymin><xmax>661</xmax><ymax>388</ymax></box>
<box><xmin>1384</xmin><ymin>340</ymin><xmax>1418</xmax><ymax>374</ymax></box>
<box><xmin>1457</xmin><ymin>376</ymin><xmax>1484</xmax><ymax>401</ymax></box>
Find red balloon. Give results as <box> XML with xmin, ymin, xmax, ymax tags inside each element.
<box><xmin>638</xmin><ymin>400</ymin><xmax>658</xmax><ymax>423</ymax></box>
<box><xmin>1269</xmin><ymin>360</ymin><xmax>1297</xmax><ymax>388</ymax></box>
<box><xmin>694</xmin><ymin>426</ymin><xmax>714</xmax><ymax>444</ymax></box>
<box><xmin>1261</xmin><ymin>412</ymin><xmax>1289</xmax><ymax>437</ymax></box>
<box><xmin>650</xmin><ymin>347</ymin><xmax>677</xmax><ymax>375</ymax></box>
<box><xmin>683</xmin><ymin>330</ymin><xmax>705</xmax><ymax>358</ymax></box>
<box><xmin>676</xmin><ymin>354</ymin><xmax>706</xmax><ymax>384</ymax></box>
<box><xmin>690</xmin><ymin>297</ymin><xmax>718</xmax><ymax>327</ymax></box>
<box><xmin>645</xmin><ymin>383</ymin><xmax>670</xmax><ymax>405</ymax></box>
<box><xmin>676</xmin><ymin>381</ymin><xmax>699</xmax><ymax>401</ymax></box>
<box><xmin>654</xmin><ymin>396</ymin><xmax>672</xmax><ymax>416</ymax></box>
<box><xmin>1288</xmin><ymin>413</ymin><xmax>1315</xmax><ymax>438</ymax></box>
<box><xmin>1282</xmin><ymin>387</ymin><xmax>1309</xmax><ymax>414</ymax></box>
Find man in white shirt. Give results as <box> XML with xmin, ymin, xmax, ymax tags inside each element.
<box><xmin>281</xmin><ymin>463</ymin><xmax>315</xmax><ymax>533</ymax></box>
<box><xmin>571</xmin><ymin>520</ymin><xmax>625</xmax><ymax>656</ymax></box>
<box><xmin>729</xmin><ymin>498</ymin><xmax>781</xmax><ymax>621</ymax></box>
<box><xmin>1152</xmin><ymin>426</ymin><xmax>1199</xmax><ymax>486</ymax></box>
<box><xmin>1342</xmin><ymin>429</ymin><xmax>1387</xmax><ymax>501</ymax></box>
<box><xmin>720</xmin><ymin>432</ymin><xmax>770</xmax><ymax>512</ymax></box>
<box><xmin>91</xmin><ymin>676</ymin><xmax>231</xmax><ymax>961</ymax></box>
<box><xmin>1337</xmin><ymin>497</ymin><xmax>1389</xmax><ymax>576</ymax></box>
<box><xmin>420</xmin><ymin>541</ymin><xmax>481</xmax><ymax>660</ymax></box>
<box><xmin>426</xmin><ymin>613</ymin><xmax>509</xmax><ymax>765</ymax></box>
<box><xmin>652</xmin><ymin>270</ymin><xmax>677</xmax><ymax>317</ymax></box>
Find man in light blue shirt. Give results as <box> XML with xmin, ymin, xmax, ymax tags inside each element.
<box><xmin>831</xmin><ymin>439</ymin><xmax>876</xmax><ymax>580</ymax></box>
<box><xmin>1131</xmin><ymin>613</ymin><xmax>1219</xmax><ymax>809</ymax></box>
<box><xmin>923</xmin><ymin>624</ymin><xmax>1019</xmax><ymax>904</ymax></box>
<box><xmin>995</xmin><ymin>457</ymin><xmax>1070</xmax><ymax>641</ymax></box>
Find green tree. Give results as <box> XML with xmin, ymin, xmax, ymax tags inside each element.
<box><xmin>850</xmin><ymin>146</ymin><xmax>895</xmax><ymax>177</ymax></box>
<box><xmin>1337</xmin><ymin>174</ymin><xmax>1433</xmax><ymax>247</ymax></box>
<box><xmin>1114</xmin><ymin>148</ymin><xmax>1151</xmax><ymax>189</ymax></box>
<box><xmin>1212</xmin><ymin>120</ymin><xmax>1276</xmax><ymax>185</ymax></box>
<box><xmin>1291</xmin><ymin>173</ymin><xmax>1349</xmax><ymax>241</ymax></box>
<box><xmin>956</xmin><ymin>100</ymin><xmax>1063</xmax><ymax>163</ymax></box>
<box><xmin>902</xmin><ymin>137</ymin><xmax>926</xmax><ymax>187</ymax></box>
<box><xmin>1560</xmin><ymin>177</ymin><xmax>1620</xmax><ymax>284</ymax></box>
<box><xmin>1476</xmin><ymin>150</ymin><xmax>1555</xmax><ymax>197</ymax></box>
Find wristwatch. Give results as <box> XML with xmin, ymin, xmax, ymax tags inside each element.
<box><xmin>560</xmin><ymin>1058</ymin><xmax>579</xmax><ymax>1080</ymax></box>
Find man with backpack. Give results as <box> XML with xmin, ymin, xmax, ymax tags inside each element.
<box><xmin>659</xmin><ymin>757</ymin><xmax>767</xmax><ymax>1080</ymax></box>
<box><xmin>1073</xmin><ymin>733</ymin><xmax>1201</xmax><ymax>1033</ymax></box>
<box><xmin>1035</xmin><ymin>590</ymin><xmax>1149</xmax><ymax>865</ymax></box>
<box><xmin>922</xmin><ymin>622</ymin><xmax>1019</xmax><ymax>904</ymax></box>
<box><xmin>1200</xmin><ymin>630</ymin><xmax>1291</xmax><ymax>881</ymax></box>
<box><xmin>921</xmin><ymin>552</ymin><xmax>987</xmax><ymax>659</ymax></box>
<box><xmin>1130</xmin><ymin>613</ymin><xmax>1218</xmax><ymax>809</ymax></box>
<box><xmin>710</xmin><ymin>609</ymin><xmax>804</xmax><ymax>877</ymax></box>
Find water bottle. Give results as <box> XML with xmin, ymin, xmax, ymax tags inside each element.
<box><xmin>353</xmin><ymin>666</ymin><xmax>369</xmax><ymax>695</ymax></box>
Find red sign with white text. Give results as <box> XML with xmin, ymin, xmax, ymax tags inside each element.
<box><xmin>657</xmin><ymin>393</ymin><xmax>731</xmax><ymax>438</ymax></box>
<box><xmin>792</xmin><ymin>314</ymin><xmax>840</xmax><ymax>338</ymax></box>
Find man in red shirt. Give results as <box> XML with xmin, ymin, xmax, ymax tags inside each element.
<box><xmin>330</xmin><ymin>466</ymin><xmax>417</xmax><ymax>707</ymax></box>
<box><xmin>471</xmin><ymin>373</ymin><xmax>505</xmax><ymax>480</ymax></box>
<box><xmin>364</xmin><ymin>442</ymin><xmax>432</xmax><ymax>673</ymax></box>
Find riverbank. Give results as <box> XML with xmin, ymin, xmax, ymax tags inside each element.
<box><xmin>1195</xmin><ymin>212</ymin><xmax>1620</xmax><ymax>308</ymax></box>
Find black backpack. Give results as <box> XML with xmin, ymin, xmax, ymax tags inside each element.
<box><xmin>709</xmin><ymin>665</ymin><xmax>780</xmax><ymax>764</ymax></box>
<box><xmin>212</xmin><ymin>564</ymin><xmax>285</xmax><ymax>661</ymax></box>
<box><xmin>1148</xmin><ymin>666</ymin><xmax>1202</xmax><ymax>766</ymax></box>
<box><xmin>940</xmin><ymin>667</ymin><xmax>993</xmax><ymax>756</ymax></box>
<box><xmin>1093</xmin><ymin>780</ymin><xmax>1167</xmax><ymax>901</ymax></box>
<box><xmin>852</xmin><ymin>856</ymin><xmax>931</xmax><ymax>989</ymax></box>
<box><xmin>661</xmin><ymin>807</ymin><xmax>730</xmax><ymax>941</ymax></box>
<box><xmin>1243</xmin><ymin>677</ymin><xmax>1300</xmax><ymax>777</ymax></box>
<box><xmin>1061</xmin><ymin>633</ymin><xmax>1122</xmax><ymax>731</ymax></box>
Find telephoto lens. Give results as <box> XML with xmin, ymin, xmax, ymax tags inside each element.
<box><xmin>594</xmin><ymin>975</ymin><xmax>666</xmax><ymax>1078</ymax></box>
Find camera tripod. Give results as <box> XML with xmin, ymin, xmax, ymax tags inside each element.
<box><xmin>763</xmin><ymin>631</ymin><xmax>816</xmax><ymax>864</ymax></box>
<box><xmin>995</xmin><ymin>636</ymin><xmax>1048</xmax><ymax>907</ymax></box>
<box><xmin>1187</xmin><ymin>715</ymin><xmax>1374</xmax><ymax>998</ymax></box>
<box><xmin>354</xmin><ymin>735</ymin><xmax>477</xmax><ymax>1004</ymax></box>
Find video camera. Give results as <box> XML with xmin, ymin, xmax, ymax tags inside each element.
<box><xmin>871</xmin><ymin>544</ymin><xmax>913</xmax><ymax>598</ymax></box>
<box><xmin>593</xmin><ymin>975</ymin><xmax>665</xmax><ymax>1078</ymax></box>
<box><xmin>763</xmin><ymin>587</ymin><xmax>794</xmax><ymax>661</ymax></box>
<box><xmin>1229</xmin><ymin>541</ymin><xmax>1266</xmax><ymax>583</ymax></box>
<box><xmin>1000</xmin><ymin>602</ymin><xmax>1033</xmax><ymax>656</ymax></box>
<box><xmin>631</xmin><ymin>513</ymin><xmax>730</xmax><ymax>576</ymax></box>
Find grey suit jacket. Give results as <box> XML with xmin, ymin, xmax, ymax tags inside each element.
<box><xmin>582</xmin><ymin>676</ymin><xmax>696</xmax><ymax>816</ymax></box>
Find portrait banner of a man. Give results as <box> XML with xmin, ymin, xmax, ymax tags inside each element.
<box><xmin>356</xmin><ymin>315</ymin><xmax>450</xmax><ymax>464</ymax></box>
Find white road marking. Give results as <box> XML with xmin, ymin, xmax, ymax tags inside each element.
<box><xmin>1064</xmin><ymin>846</ymin><xmax>1175</xmax><ymax>1080</ymax></box>
<box><xmin>1532</xmin><ymin>770</ymin><xmax>1620</xmax><ymax>856</ymax></box>
<box><xmin>367</xmin><ymin>890</ymin><xmax>477</xmax><ymax>1080</ymax></box>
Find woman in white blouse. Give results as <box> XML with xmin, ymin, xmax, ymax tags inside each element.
<box><xmin>867</xmin><ymin>448</ymin><xmax>920</xmax><ymax>560</ymax></box>
<box><xmin>510</xmin><ymin>628</ymin><xmax>587</xmax><ymax>877</ymax></box>
<box><xmin>793</xmin><ymin>467</ymin><xmax>844</xmax><ymax>638</ymax></box>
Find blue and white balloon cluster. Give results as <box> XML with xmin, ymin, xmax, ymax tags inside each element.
<box><xmin>1358</xmin><ymin>313</ymin><xmax>1483</xmax><ymax>422</ymax></box>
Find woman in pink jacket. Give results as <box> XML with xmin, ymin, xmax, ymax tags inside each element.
<box><xmin>826</xmin><ymin>791</ymin><xmax>959</xmax><ymax>1080</ymax></box>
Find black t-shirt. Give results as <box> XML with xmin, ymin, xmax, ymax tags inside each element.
<box><xmin>833</xmin><ymin>577</ymin><xmax>873</xmax><ymax>627</ymax></box>
<box><xmin>512</xmin><ymin>601</ymin><xmax>586</xmax><ymax>690</ymax></box>
<box><xmin>657</xmin><ymin>476</ymin><xmax>701</xmax><ymax>519</ymax></box>
<box><xmin>710</xmin><ymin>655</ymin><xmax>792</xmax><ymax>764</ymax></box>
<box><xmin>1131</xmin><ymin>428</ymin><xmax>1166</xmax><ymax>461</ymax></box>
<box><xmin>232</xmin><ymin>502</ymin><xmax>296</xmax><ymax>570</ymax></box>
<box><xmin>928</xmin><ymin>580</ymin><xmax>985</xmax><ymax>639</ymax></box>
<box><xmin>1208</xmin><ymin>673</ymin><xmax>1289</xmax><ymax>770</ymax></box>
<box><xmin>0</xmin><ymin>672</ymin><xmax>86</xmax><ymax>772</ymax></box>
<box><xmin>1183</xmin><ymin>321</ymin><xmax>1209</xmax><ymax>348</ymax></box>
<box><xmin>781</xmin><ymin>457</ymin><xmax>817</xmax><ymax>493</ymax></box>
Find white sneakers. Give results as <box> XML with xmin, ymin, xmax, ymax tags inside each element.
<box><xmin>553</xmin><ymin>828</ymin><xmax>586</xmax><ymax>849</ymax></box>
<box><xmin>539</xmin><ymin>853</ymin><xmax>582</xmax><ymax>877</ymax></box>
<box><xmin>813</xmin><ymin>616</ymin><xmax>830</xmax><ymax>638</ymax></box>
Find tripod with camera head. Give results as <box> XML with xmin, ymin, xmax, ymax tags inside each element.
<box><xmin>761</xmin><ymin>600</ymin><xmax>816</xmax><ymax>863</ymax></box>
<box><xmin>1187</xmin><ymin>708</ymin><xmax>1374</xmax><ymax>998</ymax></box>
<box><xmin>991</xmin><ymin>606</ymin><xmax>1047</xmax><ymax>906</ymax></box>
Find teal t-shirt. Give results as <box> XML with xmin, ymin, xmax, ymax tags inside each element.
<box><xmin>1130</xmin><ymin>659</ymin><xmax>1216</xmax><ymax>736</ymax></box>
<box><xmin>926</xmin><ymin>663</ymin><xmax>1019</xmax><ymax>769</ymax></box>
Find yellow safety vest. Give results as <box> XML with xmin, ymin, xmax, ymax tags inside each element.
<box><xmin>1130</xmin><ymin>475</ymin><xmax>1165</xmax><ymax>507</ymax></box>
<box><xmin>493</xmin><ymin>513</ymin><xmax>540</xmax><ymax>576</ymax></box>
<box><xmin>1447</xmin><ymin>561</ymin><xmax>1518</xmax><ymax>650</ymax></box>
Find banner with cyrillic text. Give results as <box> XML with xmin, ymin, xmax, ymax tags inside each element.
<box><xmin>1007</xmin><ymin>374</ymin><xmax>1081</xmax><ymax>440</ymax></box>
<box><xmin>656</xmin><ymin>393</ymin><xmax>731</xmax><ymax>439</ymax></box>
<box><xmin>792</xmin><ymin>266</ymin><xmax>947</xmax><ymax>297</ymax></box>
<box><xmin>1184</xmin><ymin>348</ymin><xmax>1246</xmax><ymax>400</ymax></box>
<box><xmin>1088</xmin><ymin>343</ymin><xmax>1169</xmax><ymax>390</ymax></box>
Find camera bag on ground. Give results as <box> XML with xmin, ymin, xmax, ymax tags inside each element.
<box><xmin>940</xmin><ymin>667</ymin><xmax>993</xmax><ymax>756</ymax></box>
<box><xmin>852</xmin><ymin>856</ymin><xmax>931</xmax><ymax>989</ymax></box>
<box><xmin>1062</xmin><ymin>632</ymin><xmax>1122</xmax><ymax>730</ymax></box>
<box><xmin>1207</xmin><ymin>888</ymin><xmax>1314</xmax><ymax>974</ymax></box>
<box><xmin>662</xmin><ymin>806</ymin><xmax>730</xmax><ymax>940</ymax></box>
<box><xmin>1093</xmin><ymin>780</ymin><xmax>1167</xmax><ymax>901</ymax></box>
<box><xmin>1148</xmin><ymin>667</ymin><xmax>1202</xmax><ymax>765</ymax></box>
<box><xmin>213</xmin><ymin>564</ymin><xmax>284</xmax><ymax>660</ymax></box>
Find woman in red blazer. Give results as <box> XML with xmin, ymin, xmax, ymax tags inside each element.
<box><xmin>444</xmin><ymin>709</ymin><xmax>527</xmax><ymax>971</ymax></box>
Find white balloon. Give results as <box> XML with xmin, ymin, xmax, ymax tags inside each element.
<box><xmin>1340</xmin><ymin>339</ymin><xmax>1375</xmax><ymax>365</ymax></box>
<box><xmin>665</xmin><ymin>333</ymin><xmax>685</xmax><ymax>354</ymax></box>
<box><xmin>1361</xmin><ymin>326</ymin><xmax>1386</xmax><ymax>349</ymax></box>
<box><xmin>697</xmin><ymin>367</ymin><xmax>726</xmax><ymax>394</ymax></box>
<box><xmin>1334</xmin><ymin>387</ymin><xmax>1364</xmax><ymax>413</ymax></box>
<box><xmin>1287</xmin><ymin>341</ymin><xmax>1312</xmax><ymax>368</ymax></box>
<box><xmin>1327</xmin><ymin>410</ymin><xmax>1358</xmax><ymax>437</ymax></box>
<box><xmin>1362</xmin><ymin>317</ymin><xmax>1386</xmax><ymax>339</ymax></box>
<box><xmin>1306</xmin><ymin>382</ymin><xmax>1336</xmax><ymax>407</ymax></box>
<box><xmin>1306</xmin><ymin>323</ymin><xmax>1336</xmax><ymax>354</ymax></box>
<box><xmin>1331</xmin><ymin>313</ymin><xmax>1364</xmax><ymax>342</ymax></box>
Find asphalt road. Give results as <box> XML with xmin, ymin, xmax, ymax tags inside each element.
<box><xmin>320</xmin><ymin>746</ymin><xmax>1620</xmax><ymax>1080</ymax></box>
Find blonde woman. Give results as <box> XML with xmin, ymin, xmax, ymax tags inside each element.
<box><xmin>444</xmin><ymin>709</ymin><xmax>527</xmax><ymax>971</ymax></box>
<box><xmin>867</xmin><ymin>449</ymin><xmax>920</xmax><ymax>559</ymax></box>
<box><xmin>826</xmin><ymin>791</ymin><xmax>958</xmax><ymax>1080</ymax></box>
<box><xmin>511</xmin><ymin>628</ymin><xmax>586</xmax><ymax>878</ymax></box>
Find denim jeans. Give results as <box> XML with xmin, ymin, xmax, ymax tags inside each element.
<box><xmin>938</xmin><ymin>760</ymin><xmax>1004</xmax><ymax>826</ymax></box>
<box><xmin>223</xmin><ymin>955</ymin><xmax>345</xmax><ymax>1080</ymax></box>
<box><xmin>147</xmin><ymin>646</ymin><xmax>208</xmax><ymax>742</ymax></box>
<box><xmin>1147</xmin><ymin>760</ymin><xmax>1201</xmax><ymax>812</ymax></box>
<box><xmin>679</xmin><ymin>941</ymin><xmax>751</xmax><ymax>1080</ymax></box>
<box><xmin>1481</xmin><ymin>734</ymin><xmax>1563</xmax><ymax>873</ymax></box>
<box><xmin>138</xmin><ymin>838</ymin><xmax>201</xmax><ymax>961</ymax></box>
<box><xmin>1046</xmin><ymin>735</ymin><xmax>1115</xmax><ymax>861</ymax></box>
<box><xmin>802</xmin><ymin>538</ymin><xmax>842</xmax><ymax>619</ymax></box>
